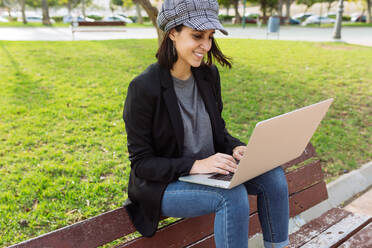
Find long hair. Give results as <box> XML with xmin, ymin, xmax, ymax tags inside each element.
<box><xmin>156</xmin><ymin>25</ymin><xmax>232</xmax><ymax>70</ymax></box>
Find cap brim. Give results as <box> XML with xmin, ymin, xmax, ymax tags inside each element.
<box><xmin>184</xmin><ymin>18</ymin><xmax>228</xmax><ymax>35</ymax></box>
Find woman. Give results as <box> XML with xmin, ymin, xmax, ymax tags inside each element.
<box><xmin>123</xmin><ymin>0</ymin><xmax>289</xmax><ymax>247</ymax></box>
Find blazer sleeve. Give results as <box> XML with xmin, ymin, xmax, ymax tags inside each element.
<box><xmin>123</xmin><ymin>78</ymin><xmax>195</xmax><ymax>183</ymax></box>
<box><xmin>212</xmin><ymin>65</ymin><xmax>246</xmax><ymax>154</ymax></box>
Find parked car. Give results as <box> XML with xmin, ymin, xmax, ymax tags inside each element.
<box><xmin>289</xmin><ymin>18</ymin><xmax>300</xmax><ymax>25</ymax></box>
<box><xmin>116</xmin><ymin>14</ymin><xmax>133</xmax><ymax>23</ymax></box>
<box><xmin>103</xmin><ymin>15</ymin><xmax>132</xmax><ymax>23</ymax></box>
<box><xmin>25</xmin><ymin>16</ymin><xmax>55</xmax><ymax>24</ymax></box>
<box><xmin>351</xmin><ymin>13</ymin><xmax>366</xmax><ymax>22</ymax></box>
<box><xmin>302</xmin><ymin>15</ymin><xmax>336</xmax><ymax>25</ymax></box>
<box><xmin>0</xmin><ymin>16</ymin><xmax>9</xmax><ymax>22</ymax></box>
<box><xmin>63</xmin><ymin>15</ymin><xmax>94</xmax><ymax>23</ymax></box>
<box><xmin>292</xmin><ymin>13</ymin><xmax>313</xmax><ymax>22</ymax></box>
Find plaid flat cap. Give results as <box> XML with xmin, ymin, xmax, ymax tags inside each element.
<box><xmin>157</xmin><ymin>0</ymin><xmax>228</xmax><ymax>35</ymax></box>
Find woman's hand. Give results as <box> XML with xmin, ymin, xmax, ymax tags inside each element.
<box><xmin>190</xmin><ymin>153</ymin><xmax>238</xmax><ymax>175</ymax></box>
<box><xmin>232</xmin><ymin>146</ymin><xmax>246</xmax><ymax>161</ymax></box>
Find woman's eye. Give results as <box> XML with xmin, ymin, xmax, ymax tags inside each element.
<box><xmin>193</xmin><ymin>34</ymin><xmax>202</xmax><ymax>39</ymax></box>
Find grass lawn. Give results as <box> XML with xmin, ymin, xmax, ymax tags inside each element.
<box><xmin>0</xmin><ymin>22</ymin><xmax>154</xmax><ymax>28</ymax></box>
<box><xmin>0</xmin><ymin>39</ymin><xmax>371</xmax><ymax>247</ymax></box>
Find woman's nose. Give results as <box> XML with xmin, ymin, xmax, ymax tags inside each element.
<box><xmin>200</xmin><ymin>38</ymin><xmax>212</xmax><ymax>51</ymax></box>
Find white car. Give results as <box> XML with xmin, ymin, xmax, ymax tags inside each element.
<box><xmin>292</xmin><ymin>13</ymin><xmax>313</xmax><ymax>21</ymax></box>
<box><xmin>103</xmin><ymin>15</ymin><xmax>132</xmax><ymax>23</ymax></box>
<box><xmin>25</xmin><ymin>16</ymin><xmax>55</xmax><ymax>24</ymax></box>
<box><xmin>116</xmin><ymin>14</ymin><xmax>133</xmax><ymax>24</ymax></box>
<box><xmin>63</xmin><ymin>15</ymin><xmax>94</xmax><ymax>23</ymax></box>
<box><xmin>0</xmin><ymin>16</ymin><xmax>9</xmax><ymax>22</ymax></box>
<box><xmin>302</xmin><ymin>15</ymin><xmax>336</xmax><ymax>26</ymax></box>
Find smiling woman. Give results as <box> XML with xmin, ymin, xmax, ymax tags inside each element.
<box><xmin>122</xmin><ymin>0</ymin><xmax>289</xmax><ymax>247</ymax></box>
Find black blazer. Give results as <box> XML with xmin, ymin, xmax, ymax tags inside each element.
<box><xmin>123</xmin><ymin>62</ymin><xmax>245</xmax><ymax>237</ymax></box>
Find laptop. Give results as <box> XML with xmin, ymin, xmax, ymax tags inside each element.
<box><xmin>179</xmin><ymin>98</ymin><xmax>334</xmax><ymax>189</ymax></box>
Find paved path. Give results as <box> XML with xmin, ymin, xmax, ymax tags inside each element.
<box><xmin>0</xmin><ymin>26</ymin><xmax>371</xmax><ymax>46</ymax></box>
<box><xmin>345</xmin><ymin>187</ymin><xmax>372</xmax><ymax>217</ymax></box>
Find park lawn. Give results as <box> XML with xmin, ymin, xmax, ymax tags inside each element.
<box><xmin>0</xmin><ymin>39</ymin><xmax>371</xmax><ymax>246</ymax></box>
<box><xmin>0</xmin><ymin>22</ymin><xmax>70</xmax><ymax>27</ymax></box>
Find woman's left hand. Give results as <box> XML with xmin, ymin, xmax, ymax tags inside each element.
<box><xmin>232</xmin><ymin>146</ymin><xmax>246</xmax><ymax>161</ymax></box>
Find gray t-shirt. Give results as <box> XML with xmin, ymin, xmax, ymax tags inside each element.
<box><xmin>172</xmin><ymin>74</ymin><xmax>215</xmax><ymax>159</ymax></box>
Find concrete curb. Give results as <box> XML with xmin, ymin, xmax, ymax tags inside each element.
<box><xmin>249</xmin><ymin>160</ymin><xmax>372</xmax><ymax>247</ymax></box>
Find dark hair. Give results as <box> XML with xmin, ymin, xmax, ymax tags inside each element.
<box><xmin>156</xmin><ymin>25</ymin><xmax>232</xmax><ymax>70</ymax></box>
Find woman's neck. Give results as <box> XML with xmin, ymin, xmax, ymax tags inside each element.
<box><xmin>171</xmin><ymin>60</ymin><xmax>191</xmax><ymax>80</ymax></box>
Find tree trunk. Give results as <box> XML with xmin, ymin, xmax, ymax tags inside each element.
<box><xmin>367</xmin><ymin>0</ymin><xmax>371</xmax><ymax>23</ymax></box>
<box><xmin>82</xmin><ymin>0</ymin><xmax>86</xmax><ymax>17</ymax></box>
<box><xmin>226</xmin><ymin>5</ymin><xmax>230</xmax><ymax>16</ymax></box>
<box><xmin>136</xmin><ymin>0</ymin><xmax>164</xmax><ymax>46</ymax></box>
<box><xmin>327</xmin><ymin>2</ymin><xmax>332</xmax><ymax>13</ymax></box>
<box><xmin>20</xmin><ymin>0</ymin><xmax>27</xmax><ymax>24</ymax></box>
<box><xmin>261</xmin><ymin>0</ymin><xmax>267</xmax><ymax>23</ymax></box>
<box><xmin>67</xmin><ymin>0</ymin><xmax>72</xmax><ymax>15</ymax></box>
<box><xmin>135</xmin><ymin>2</ymin><xmax>143</xmax><ymax>24</ymax></box>
<box><xmin>277</xmin><ymin>0</ymin><xmax>283</xmax><ymax>17</ymax></box>
<box><xmin>41</xmin><ymin>0</ymin><xmax>51</xmax><ymax>25</ymax></box>
<box><xmin>7</xmin><ymin>8</ymin><xmax>12</xmax><ymax>19</ymax></box>
<box><xmin>285</xmin><ymin>0</ymin><xmax>291</xmax><ymax>24</ymax></box>
<box><xmin>233</xmin><ymin>0</ymin><xmax>241</xmax><ymax>24</ymax></box>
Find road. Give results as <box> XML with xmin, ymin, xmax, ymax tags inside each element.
<box><xmin>0</xmin><ymin>26</ymin><xmax>371</xmax><ymax>47</ymax></box>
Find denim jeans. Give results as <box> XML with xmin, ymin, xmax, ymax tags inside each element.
<box><xmin>161</xmin><ymin>167</ymin><xmax>289</xmax><ymax>248</ymax></box>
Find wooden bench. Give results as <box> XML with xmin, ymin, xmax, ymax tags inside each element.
<box><xmin>71</xmin><ymin>21</ymin><xmax>127</xmax><ymax>40</ymax></box>
<box><xmin>10</xmin><ymin>143</ymin><xmax>331</xmax><ymax>248</ymax></box>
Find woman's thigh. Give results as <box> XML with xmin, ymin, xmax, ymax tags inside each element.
<box><xmin>161</xmin><ymin>180</ymin><xmax>249</xmax><ymax>218</ymax></box>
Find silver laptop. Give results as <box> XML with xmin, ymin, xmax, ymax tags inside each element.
<box><xmin>179</xmin><ymin>98</ymin><xmax>334</xmax><ymax>189</ymax></box>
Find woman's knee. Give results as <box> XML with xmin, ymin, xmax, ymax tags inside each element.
<box><xmin>219</xmin><ymin>185</ymin><xmax>249</xmax><ymax>211</ymax></box>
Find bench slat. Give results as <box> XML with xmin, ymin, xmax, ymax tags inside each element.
<box><xmin>301</xmin><ymin>213</ymin><xmax>371</xmax><ymax>248</ymax></box>
<box><xmin>338</xmin><ymin>222</ymin><xmax>372</xmax><ymax>248</ymax></box>
<box><xmin>9</xmin><ymin>208</ymin><xmax>135</xmax><ymax>248</ymax></box>
<box><xmin>281</xmin><ymin>143</ymin><xmax>316</xmax><ymax>170</ymax></box>
<box><xmin>290</xmin><ymin>181</ymin><xmax>328</xmax><ymax>217</ymax></box>
<box><xmin>117</xmin><ymin>214</ymin><xmax>214</xmax><ymax>248</ymax></box>
<box><xmin>286</xmin><ymin>160</ymin><xmax>323</xmax><ymax>194</ymax></box>
<box><xmin>76</xmin><ymin>21</ymin><xmax>126</xmax><ymax>26</ymax></box>
<box><xmin>289</xmin><ymin>208</ymin><xmax>352</xmax><ymax>248</ymax></box>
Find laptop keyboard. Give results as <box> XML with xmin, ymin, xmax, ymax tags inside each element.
<box><xmin>208</xmin><ymin>173</ymin><xmax>235</xmax><ymax>182</ymax></box>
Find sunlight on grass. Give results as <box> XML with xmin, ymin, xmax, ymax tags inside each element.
<box><xmin>0</xmin><ymin>39</ymin><xmax>371</xmax><ymax>246</ymax></box>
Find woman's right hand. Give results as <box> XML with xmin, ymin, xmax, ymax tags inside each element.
<box><xmin>190</xmin><ymin>153</ymin><xmax>238</xmax><ymax>175</ymax></box>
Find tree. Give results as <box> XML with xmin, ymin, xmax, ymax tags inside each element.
<box><xmin>232</xmin><ymin>0</ymin><xmax>242</xmax><ymax>23</ymax></box>
<box><xmin>133</xmin><ymin>0</ymin><xmax>144</xmax><ymax>24</ymax></box>
<box><xmin>41</xmin><ymin>0</ymin><xmax>51</xmax><ymax>25</ymax></box>
<box><xmin>2</xmin><ymin>0</ymin><xmax>17</xmax><ymax>19</ymax></box>
<box><xmin>367</xmin><ymin>0</ymin><xmax>371</xmax><ymax>23</ymax></box>
<box><xmin>136</xmin><ymin>0</ymin><xmax>164</xmax><ymax>45</ymax></box>
<box><xmin>110</xmin><ymin>0</ymin><xmax>123</xmax><ymax>13</ymax></box>
<box><xmin>296</xmin><ymin>0</ymin><xmax>318</xmax><ymax>12</ymax></box>
<box><xmin>218</xmin><ymin>0</ymin><xmax>232</xmax><ymax>15</ymax></box>
<box><xmin>19</xmin><ymin>0</ymin><xmax>27</xmax><ymax>23</ymax></box>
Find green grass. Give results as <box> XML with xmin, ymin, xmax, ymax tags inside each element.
<box><xmin>0</xmin><ymin>39</ymin><xmax>371</xmax><ymax>247</ymax></box>
<box><xmin>305</xmin><ymin>22</ymin><xmax>372</xmax><ymax>28</ymax></box>
<box><xmin>0</xmin><ymin>22</ymin><xmax>154</xmax><ymax>28</ymax></box>
<box><xmin>0</xmin><ymin>22</ymin><xmax>70</xmax><ymax>27</ymax></box>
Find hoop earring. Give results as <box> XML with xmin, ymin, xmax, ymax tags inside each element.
<box><xmin>172</xmin><ymin>43</ymin><xmax>177</xmax><ymax>57</ymax></box>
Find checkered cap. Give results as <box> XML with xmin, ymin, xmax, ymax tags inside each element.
<box><xmin>157</xmin><ymin>0</ymin><xmax>228</xmax><ymax>35</ymax></box>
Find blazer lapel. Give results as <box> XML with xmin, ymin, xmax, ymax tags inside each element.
<box><xmin>158</xmin><ymin>64</ymin><xmax>184</xmax><ymax>154</ymax></box>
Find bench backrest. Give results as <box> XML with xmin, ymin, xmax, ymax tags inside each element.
<box><xmin>73</xmin><ymin>21</ymin><xmax>126</xmax><ymax>27</ymax></box>
<box><xmin>10</xmin><ymin>143</ymin><xmax>327</xmax><ymax>248</ymax></box>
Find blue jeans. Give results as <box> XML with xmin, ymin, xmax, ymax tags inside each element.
<box><xmin>161</xmin><ymin>167</ymin><xmax>289</xmax><ymax>248</ymax></box>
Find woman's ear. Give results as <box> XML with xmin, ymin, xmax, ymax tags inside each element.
<box><xmin>169</xmin><ymin>29</ymin><xmax>176</xmax><ymax>41</ymax></box>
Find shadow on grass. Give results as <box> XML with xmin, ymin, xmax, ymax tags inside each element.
<box><xmin>0</xmin><ymin>42</ymin><xmax>53</xmax><ymax>108</ymax></box>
